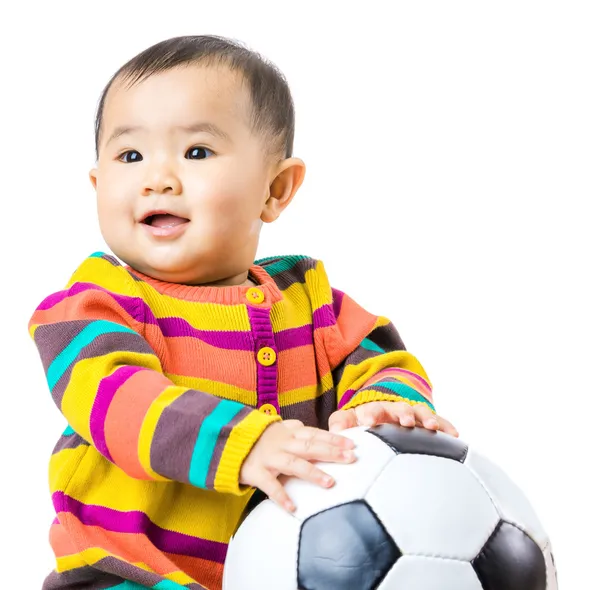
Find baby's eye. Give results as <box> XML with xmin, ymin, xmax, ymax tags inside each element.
<box><xmin>118</xmin><ymin>150</ymin><xmax>143</xmax><ymax>163</ymax></box>
<box><xmin>186</xmin><ymin>146</ymin><xmax>214</xmax><ymax>160</ymax></box>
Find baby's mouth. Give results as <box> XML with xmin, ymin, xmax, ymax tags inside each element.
<box><xmin>142</xmin><ymin>213</ymin><xmax>190</xmax><ymax>228</ymax></box>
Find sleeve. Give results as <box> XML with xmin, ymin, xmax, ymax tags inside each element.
<box><xmin>326</xmin><ymin>287</ymin><xmax>436</xmax><ymax>413</ymax></box>
<box><xmin>28</xmin><ymin>255</ymin><xmax>280</xmax><ymax>495</ymax></box>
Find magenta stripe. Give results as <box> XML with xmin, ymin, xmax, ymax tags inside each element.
<box><xmin>53</xmin><ymin>492</ymin><xmax>228</xmax><ymax>562</ymax></box>
<box><xmin>273</xmin><ymin>324</ymin><xmax>313</xmax><ymax>350</ymax></box>
<box><xmin>37</xmin><ymin>282</ymin><xmax>153</xmax><ymax>326</ymax></box>
<box><xmin>373</xmin><ymin>368</ymin><xmax>432</xmax><ymax>395</ymax></box>
<box><xmin>313</xmin><ymin>303</ymin><xmax>336</xmax><ymax>330</ymax></box>
<box><xmin>332</xmin><ymin>288</ymin><xmax>345</xmax><ymax>318</ymax></box>
<box><xmin>157</xmin><ymin>317</ymin><xmax>254</xmax><ymax>350</ymax></box>
<box><xmin>90</xmin><ymin>366</ymin><xmax>145</xmax><ymax>461</ymax></box>
<box><xmin>338</xmin><ymin>388</ymin><xmax>357</xmax><ymax>408</ymax></box>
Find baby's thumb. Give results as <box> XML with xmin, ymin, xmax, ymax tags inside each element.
<box><xmin>328</xmin><ymin>409</ymin><xmax>356</xmax><ymax>433</ymax></box>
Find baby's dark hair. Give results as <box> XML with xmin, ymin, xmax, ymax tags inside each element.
<box><xmin>94</xmin><ymin>35</ymin><xmax>295</xmax><ymax>160</ymax></box>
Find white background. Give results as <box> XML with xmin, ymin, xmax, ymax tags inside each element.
<box><xmin>1</xmin><ymin>1</ymin><xmax>598</xmax><ymax>587</ymax></box>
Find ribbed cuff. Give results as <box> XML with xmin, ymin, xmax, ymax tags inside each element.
<box><xmin>213</xmin><ymin>410</ymin><xmax>282</xmax><ymax>495</ymax></box>
<box><xmin>341</xmin><ymin>388</ymin><xmax>436</xmax><ymax>413</ymax></box>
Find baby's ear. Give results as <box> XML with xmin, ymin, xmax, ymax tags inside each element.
<box><xmin>89</xmin><ymin>168</ymin><xmax>99</xmax><ymax>190</ymax></box>
<box><xmin>261</xmin><ymin>157</ymin><xmax>306</xmax><ymax>223</ymax></box>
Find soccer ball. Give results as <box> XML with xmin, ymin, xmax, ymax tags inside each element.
<box><xmin>223</xmin><ymin>424</ymin><xmax>558</xmax><ymax>590</ymax></box>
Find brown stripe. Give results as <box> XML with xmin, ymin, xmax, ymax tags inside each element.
<box><xmin>150</xmin><ymin>389</ymin><xmax>220</xmax><ymax>484</ymax></box>
<box><xmin>95</xmin><ymin>556</ymin><xmax>164</xmax><ymax>586</ymax></box>
<box><xmin>126</xmin><ymin>269</ymin><xmax>144</xmax><ymax>282</ymax></box>
<box><xmin>281</xmin><ymin>388</ymin><xmax>337</xmax><ymax>430</ymax></box>
<box><xmin>100</xmin><ymin>254</ymin><xmax>121</xmax><ymax>267</ymax></box>
<box><xmin>332</xmin><ymin>346</ymin><xmax>380</xmax><ymax>384</ymax></box>
<box><xmin>52</xmin><ymin>431</ymin><xmax>90</xmax><ymax>454</ymax></box>
<box><xmin>42</xmin><ymin>565</ymin><xmax>124</xmax><ymax>589</ymax></box>
<box><xmin>268</xmin><ymin>258</ymin><xmax>319</xmax><ymax>291</ymax></box>
<box><xmin>368</xmin><ymin>323</ymin><xmax>406</xmax><ymax>352</ymax></box>
<box><xmin>50</xmin><ymin>331</ymin><xmax>155</xmax><ymax>407</ymax></box>
<box><xmin>34</xmin><ymin>320</ymin><xmax>92</xmax><ymax>373</ymax></box>
<box><xmin>205</xmin><ymin>404</ymin><xmax>254</xmax><ymax>488</ymax></box>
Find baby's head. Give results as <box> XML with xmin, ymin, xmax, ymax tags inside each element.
<box><xmin>91</xmin><ymin>35</ymin><xmax>305</xmax><ymax>285</ymax></box>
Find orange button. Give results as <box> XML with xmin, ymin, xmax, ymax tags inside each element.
<box><xmin>259</xmin><ymin>403</ymin><xmax>277</xmax><ymax>415</ymax></box>
<box><xmin>257</xmin><ymin>346</ymin><xmax>276</xmax><ymax>366</ymax></box>
<box><xmin>246</xmin><ymin>287</ymin><xmax>264</xmax><ymax>304</ymax></box>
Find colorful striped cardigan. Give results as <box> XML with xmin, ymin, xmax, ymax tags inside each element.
<box><xmin>29</xmin><ymin>252</ymin><xmax>435</xmax><ymax>590</ymax></box>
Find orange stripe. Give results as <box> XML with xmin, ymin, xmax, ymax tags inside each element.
<box><xmin>277</xmin><ymin>345</ymin><xmax>318</xmax><ymax>391</ymax></box>
<box><xmin>165</xmin><ymin>551</ymin><xmax>223</xmax><ymax>590</ymax></box>
<box><xmin>155</xmin><ymin>335</ymin><xmax>256</xmax><ymax>391</ymax></box>
<box><xmin>30</xmin><ymin>289</ymin><xmax>143</xmax><ymax>331</ymax></box>
<box><xmin>49</xmin><ymin>520</ymin><xmax>78</xmax><ymax>557</ymax></box>
<box><xmin>55</xmin><ymin>513</ymin><xmax>223</xmax><ymax>587</ymax></box>
<box><xmin>104</xmin><ymin>369</ymin><xmax>172</xmax><ymax>478</ymax></box>
<box><xmin>319</xmin><ymin>294</ymin><xmax>377</xmax><ymax>369</ymax></box>
<box><xmin>58</xmin><ymin>512</ymin><xmax>184</xmax><ymax>575</ymax></box>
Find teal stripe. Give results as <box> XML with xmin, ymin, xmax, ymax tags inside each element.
<box><xmin>188</xmin><ymin>399</ymin><xmax>244</xmax><ymax>488</ymax></box>
<box><xmin>372</xmin><ymin>380</ymin><xmax>435</xmax><ymax>411</ymax></box>
<box><xmin>112</xmin><ymin>582</ymin><xmax>146</xmax><ymax>589</ymax></box>
<box><xmin>63</xmin><ymin>425</ymin><xmax>75</xmax><ymax>436</ymax></box>
<box><xmin>361</xmin><ymin>337</ymin><xmax>385</xmax><ymax>353</ymax></box>
<box><xmin>47</xmin><ymin>320</ymin><xmax>136</xmax><ymax>390</ymax></box>
<box><xmin>90</xmin><ymin>251</ymin><xmax>105</xmax><ymax>258</ymax></box>
<box><xmin>255</xmin><ymin>254</ymin><xmax>310</xmax><ymax>276</ymax></box>
<box><xmin>154</xmin><ymin>580</ymin><xmax>188</xmax><ymax>589</ymax></box>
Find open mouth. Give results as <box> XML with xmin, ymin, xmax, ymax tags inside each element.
<box><xmin>142</xmin><ymin>213</ymin><xmax>190</xmax><ymax>228</ymax></box>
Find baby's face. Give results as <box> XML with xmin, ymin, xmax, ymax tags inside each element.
<box><xmin>91</xmin><ymin>65</ymin><xmax>276</xmax><ymax>285</ymax></box>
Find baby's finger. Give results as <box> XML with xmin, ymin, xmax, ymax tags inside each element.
<box><xmin>277</xmin><ymin>453</ymin><xmax>336</xmax><ymax>490</ymax></box>
<box><xmin>390</xmin><ymin>402</ymin><xmax>417</xmax><ymax>428</ymax></box>
<box><xmin>293</xmin><ymin>425</ymin><xmax>355</xmax><ymax>449</ymax></box>
<box><xmin>285</xmin><ymin>436</ymin><xmax>356</xmax><ymax>464</ymax></box>
<box><xmin>413</xmin><ymin>404</ymin><xmax>439</xmax><ymax>431</ymax></box>
<box><xmin>435</xmin><ymin>415</ymin><xmax>460</xmax><ymax>438</ymax></box>
<box><xmin>255</xmin><ymin>469</ymin><xmax>296</xmax><ymax>513</ymax></box>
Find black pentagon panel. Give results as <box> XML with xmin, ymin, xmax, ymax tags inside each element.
<box><xmin>368</xmin><ymin>423</ymin><xmax>469</xmax><ymax>463</ymax></box>
<box><xmin>298</xmin><ymin>500</ymin><xmax>400</xmax><ymax>590</ymax></box>
<box><xmin>472</xmin><ymin>520</ymin><xmax>547</xmax><ymax>590</ymax></box>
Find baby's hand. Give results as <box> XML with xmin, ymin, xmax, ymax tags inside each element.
<box><xmin>240</xmin><ymin>420</ymin><xmax>356</xmax><ymax>512</ymax></box>
<box><xmin>329</xmin><ymin>401</ymin><xmax>459</xmax><ymax>438</ymax></box>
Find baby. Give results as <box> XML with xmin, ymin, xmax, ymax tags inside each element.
<box><xmin>29</xmin><ymin>35</ymin><xmax>458</xmax><ymax>590</ymax></box>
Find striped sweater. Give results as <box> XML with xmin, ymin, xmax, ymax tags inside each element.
<box><xmin>29</xmin><ymin>252</ymin><xmax>435</xmax><ymax>590</ymax></box>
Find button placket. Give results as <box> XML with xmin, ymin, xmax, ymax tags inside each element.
<box><xmin>247</xmin><ymin>304</ymin><xmax>280</xmax><ymax>415</ymax></box>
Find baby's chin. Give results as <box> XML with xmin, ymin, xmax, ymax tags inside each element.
<box><xmin>119</xmin><ymin>249</ymin><xmax>231</xmax><ymax>286</ymax></box>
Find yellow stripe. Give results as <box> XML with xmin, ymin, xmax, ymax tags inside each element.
<box><xmin>69</xmin><ymin>256</ymin><xmax>252</xmax><ymax>331</ymax></box>
<box><xmin>61</xmin><ymin>350</ymin><xmax>162</xmax><ymax>443</ymax></box>
<box><xmin>54</xmin><ymin>447</ymin><xmax>246</xmax><ymax>542</ymax></box>
<box><xmin>305</xmin><ymin>262</ymin><xmax>334</xmax><ymax>310</ymax></box>
<box><xmin>138</xmin><ymin>385</ymin><xmax>189</xmax><ymax>481</ymax></box>
<box><xmin>67</xmin><ymin>256</ymin><xmax>133</xmax><ymax>294</ymax></box>
<box><xmin>341</xmin><ymin>390</ymin><xmax>435</xmax><ymax>411</ymax></box>
<box><xmin>135</xmin><ymin>279</ymin><xmax>252</xmax><ymax>330</ymax></box>
<box><xmin>49</xmin><ymin>446</ymin><xmax>90</xmax><ymax>492</ymax></box>
<box><xmin>165</xmin><ymin>374</ymin><xmax>256</xmax><ymax>406</ymax></box>
<box><xmin>337</xmin><ymin>351</ymin><xmax>429</xmax><ymax>399</ymax></box>
<box><xmin>373</xmin><ymin>315</ymin><xmax>392</xmax><ymax>329</ymax></box>
<box><xmin>272</xmin><ymin>285</ymin><xmax>314</xmax><ymax>329</ymax></box>
<box><xmin>279</xmin><ymin>373</ymin><xmax>334</xmax><ymax>405</ymax></box>
<box><xmin>214</xmin><ymin>411</ymin><xmax>279</xmax><ymax>493</ymax></box>
<box><xmin>55</xmin><ymin>552</ymin><xmax>87</xmax><ymax>572</ymax></box>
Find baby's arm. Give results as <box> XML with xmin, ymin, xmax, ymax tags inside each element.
<box><xmin>324</xmin><ymin>288</ymin><xmax>462</xmax><ymax>434</ymax></box>
<box><xmin>329</xmin><ymin>288</ymin><xmax>434</xmax><ymax>412</ymax></box>
<box><xmin>29</xmin><ymin>256</ymin><xmax>279</xmax><ymax>495</ymax></box>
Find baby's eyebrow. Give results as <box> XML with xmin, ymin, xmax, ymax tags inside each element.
<box><xmin>176</xmin><ymin>122</ymin><xmax>231</xmax><ymax>142</ymax></box>
<box><xmin>105</xmin><ymin>122</ymin><xmax>231</xmax><ymax>147</ymax></box>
